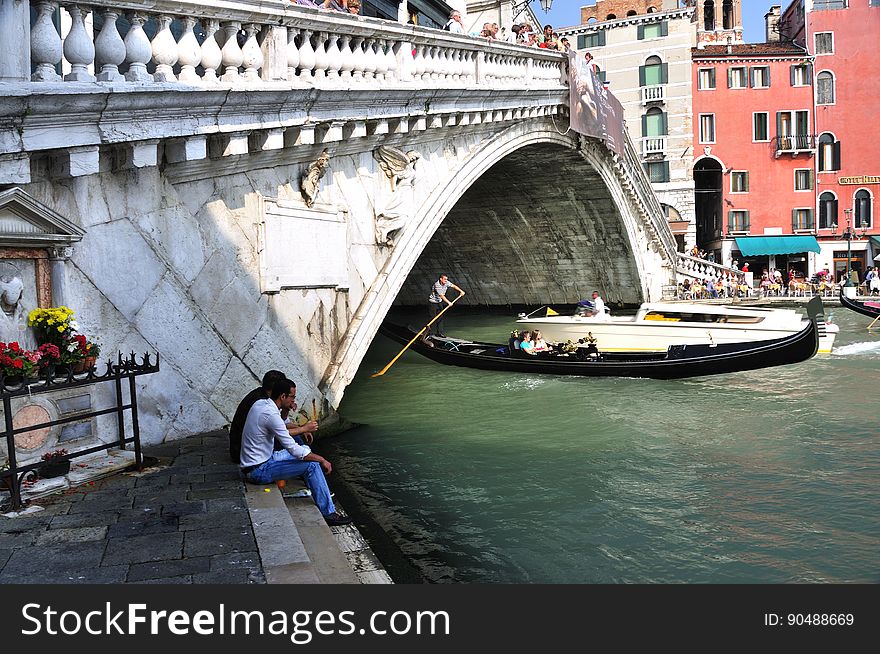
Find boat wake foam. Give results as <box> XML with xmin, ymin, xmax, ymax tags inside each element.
<box><xmin>832</xmin><ymin>341</ymin><xmax>880</xmax><ymax>356</ymax></box>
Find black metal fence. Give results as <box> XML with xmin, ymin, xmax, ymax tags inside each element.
<box><xmin>1</xmin><ymin>352</ymin><xmax>160</xmax><ymax>511</ymax></box>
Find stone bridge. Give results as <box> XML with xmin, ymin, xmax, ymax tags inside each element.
<box><xmin>0</xmin><ymin>1</ymin><xmax>679</xmax><ymax>443</ymax></box>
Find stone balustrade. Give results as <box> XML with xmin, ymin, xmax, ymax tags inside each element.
<box><xmin>13</xmin><ymin>1</ymin><xmax>565</xmax><ymax>88</ymax></box>
<box><xmin>675</xmin><ymin>254</ymin><xmax>738</xmax><ymax>281</ymax></box>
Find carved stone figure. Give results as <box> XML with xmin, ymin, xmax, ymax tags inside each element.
<box><xmin>300</xmin><ymin>149</ymin><xmax>331</xmax><ymax>208</ymax></box>
<box><xmin>0</xmin><ymin>264</ymin><xmax>35</xmax><ymax>348</ymax></box>
<box><xmin>373</xmin><ymin>146</ymin><xmax>421</xmax><ymax>246</ymax></box>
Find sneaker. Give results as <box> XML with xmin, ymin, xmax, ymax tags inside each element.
<box><xmin>324</xmin><ymin>512</ymin><xmax>352</xmax><ymax>527</ymax></box>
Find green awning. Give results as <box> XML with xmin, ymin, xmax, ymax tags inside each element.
<box><xmin>870</xmin><ymin>235</ymin><xmax>880</xmax><ymax>248</ymax></box>
<box><xmin>734</xmin><ymin>235</ymin><xmax>821</xmax><ymax>256</ymax></box>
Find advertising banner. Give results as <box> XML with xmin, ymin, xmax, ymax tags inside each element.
<box><xmin>568</xmin><ymin>50</ymin><xmax>626</xmax><ymax>157</ymax></box>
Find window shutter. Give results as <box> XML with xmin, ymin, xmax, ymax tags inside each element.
<box><xmin>577</xmin><ymin>35</ymin><xmax>587</xmax><ymax>49</ymax></box>
<box><xmin>806</xmin><ymin>63</ymin><xmax>813</xmax><ymax>84</ymax></box>
<box><xmin>709</xmin><ymin>68</ymin><xmax>715</xmax><ymax>87</ymax></box>
<box><xmin>598</xmin><ymin>31</ymin><xmax>606</xmax><ymax>46</ymax></box>
<box><xmin>766</xmin><ymin>67</ymin><xmax>771</xmax><ymax>87</ymax></box>
<box><xmin>660</xmin><ymin>21</ymin><xmax>668</xmax><ymax>37</ymax></box>
<box><xmin>639</xmin><ymin>65</ymin><xmax>646</xmax><ymax>86</ymax></box>
<box><xmin>744</xmin><ymin>212</ymin><xmax>750</xmax><ymax>231</ymax></box>
<box><xmin>641</xmin><ymin>114</ymin><xmax>648</xmax><ymax>138</ymax></box>
<box><xmin>661</xmin><ymin>63</ymin><xmax>668</xmax><ymax>84</ymax></box>
<box><xmin>830</xmin><ymin>198</ymin><xmax>838</xmax><ymax>226</ymax></box>
<box><xmin>637</xmin><ymin>25</ymin><xmax>645</xmax><ymax>40</ymax></box>
<box><xmin>749</xmin><ymin>67</ymin><xmax>755</xmax><ymax>88</ymax></box>
<box><xmin>776</xmin><ymin>113</ymin><xmax>783</xmax><ymax>140</ymax></box>
<box><xmin>728</xmin><ymin>68</ymin><xmax>734</xmax><ymax>88</ymax></box>
<box><xmin>662</xmin><ymin>161</ymin><xmax>670</xmax><ymax>182</ymax></box>
<box><xmin>809</xmin><ymin>169</ymin><xmax>814</xmax><ymax>189</ymax></box>
<box><xmin>832</xmin><ymin>140</ymin><xmax>841</xmax><ymax>170</ymax></box>
<box><xmin>807</xmin><ymin>209</ymin><xmax>814</xmax><ymax>229</ymax></box>
<box><xmin>792</xmin><ymin>209</ymin><xmax>798</xmax><ymax>231</ymax></box>
<box><xmin>727</xmin><ymin>211</ymin><xmax>734</xmax><ymax>230</ymax></box>
<box><xmin>661</xmin><ymin>111</ymin><xmax>668</xmax><ymax>135</ymax></box>
<box><xmin>790</xmin><ymin>64</ymin><xmax>796</xmax><ymax>86</ymax></box>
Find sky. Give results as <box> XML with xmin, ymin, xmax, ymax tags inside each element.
<box><xmin>537</xmin><ymin>0</ymin><xmax>772</xmax><ymax>42</ymax></box>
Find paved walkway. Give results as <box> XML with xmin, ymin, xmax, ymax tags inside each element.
<box><xmin>0</xmin><ymin>430</ymin><xmax>265</xmax><ymax>584</ymax></box>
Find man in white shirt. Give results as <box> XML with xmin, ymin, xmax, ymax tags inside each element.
<box><xmin>590</xmin><ymin>291</ymin><xmax>610</xmax><ymax>321</ymax></box>
<box><xmin>240</xmin><ymin>378</ymin><xmax>351</xmax><ymax>526</ymax></box>
<box><xmin>444</xmin><ymin>10</ymin><xmax>465</xmax><ymax>33</ymax></box>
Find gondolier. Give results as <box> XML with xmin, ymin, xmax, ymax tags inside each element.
<box><xmin>427</xmin><ymin>274</ymin><xmax>465</xmax><ymax>337</ymax></box>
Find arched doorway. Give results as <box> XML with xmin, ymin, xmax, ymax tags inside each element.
<box><xmin>693</xmin><ymin>158</ymin><xmax>723</xmax><ymax>248</ymax></box>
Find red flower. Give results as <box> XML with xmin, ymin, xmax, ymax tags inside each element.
<box><xmin>12</xmin><ymin>359</ymin><xmax>23</xmax><ymax>369</ymax></box>
<box><xmin>8</xmin><ymin>342</ymin><xmax>20</xmax><ymax>353</ymax></box>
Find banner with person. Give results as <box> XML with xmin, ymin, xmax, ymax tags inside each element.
<box><xmin>568</xmin><ymin>50</ymin><xmax>626</xmax><ymax>157</ymax></box>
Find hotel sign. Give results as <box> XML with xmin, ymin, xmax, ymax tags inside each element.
<box><xmin>838</xmin><ymin>175</ymin><xmax>880</xmax><ymax>185</ymax></box>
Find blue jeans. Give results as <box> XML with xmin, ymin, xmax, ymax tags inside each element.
<box><xmin>246</xmin><ymin>450</ymin><xmax>336</xmax><ymax>516</ymax></box>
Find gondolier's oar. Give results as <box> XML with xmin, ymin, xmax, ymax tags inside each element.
<box><xmin>372</xmin><ymin>296</ymin><xmax>462</xmax><ymax>378</ymax></box>
<box><xmin>868</xmin><ymin>314</ymin><xmax>880</xmax><ymax>330</ymax></box>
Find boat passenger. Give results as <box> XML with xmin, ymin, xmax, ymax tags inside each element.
<box><xmin>519</xmin><ymin>331</ymin><xmax>537</xmax><ymax>355</ymax></box>
<box><xmin>532</xmin><ymin>330</ymin><xmax>550</xmax><ymax>352</ymax></box>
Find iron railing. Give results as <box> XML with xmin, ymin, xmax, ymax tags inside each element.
<box><xmin>1</xmin><ymin>352</ymin><xmax>159</xmax><ymax>511</ymax></box>
<box><xmin>773</xmin><ymin>134</ymin><xmax>816</xmax><ymax>155</ymax></box>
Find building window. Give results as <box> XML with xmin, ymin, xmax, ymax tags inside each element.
<box><xmin>698</xmin><ymin>67</ymin><xmax>716</xmax><ymax>90</ymax></box>
<box><xmin>818</xmin><ymin>133</ymin><xmax>841</xmax><ymax>171</ymax></box>
<box><xmin>817</xmin><ymin>71</ymin><xmax>835</xmax><ymax>104</ymax></box>
<box><xmin>795</xmin><ymin>169</ymin><xmax>813</xmax><ymax>191</ymax></box>
<box><xmin>790</xmin><ymin>64</ymin><xmax>812</xmax><ymax>86</ymax></box>
<box><xmin>699</xmin><ymin>114</ymin><xmax>715</xmax><ymax>143</ymax></box>
<box><xmin>638</xmin><ymin>22</ymin><xmax>668</xmax><ymax>40</ymax></box>
<box><xmin>818</xmin><ymin>192</ymin><xmax>837</xmax><ymax>230</ymax></box>
<box><xmin>815</xmin><ymin>32</ymin><xmax>833</xmax><ymax>55</ymax></box>
<box><xmin>728</xmin><ymin>210</ymin><xmax>749</xmax><ymax>232</ymax></box>
<box><xmin>855</xmin><ymin>190</ymin><xmax>873</xmax><ymax>229</ymax></box>
<box><xmin>792</xmin><ymin>208</ymin><xmax>814</xmax><ymax>231</ymax></box>
<box><xmin>776</xmin><ymin>110</ymin><xmax>810</xmax><ymax>150</ymax></box>
<box><xmin>640</xmin><ymin>55</ymin><xmax>667</xmax><ymax>87</ymax></box>
<box><xmin>704</xmin><ymin>1</ymin><xmax>715</xmax><ymax>31</ymax></box>
<box><xmin>753</xmin><ymin>112</ymin><xmax>769</xmax><ymax>141</ymax></box>
<box><xmin>596</xmin><ymin>66</ymin><xmax>607</xmax><ymax>83</ymax></box>
<box><xmin>731</xmin><ymin>171</ymin><xmax>749</xmax><ymax>193</ymax></box>
<box><xmin>644</xmin><ymin>161</ymin><xmax>670</xmax><ymax>183</ymax></box>
<box><xmin>577</xmin><ymin>31</ymin><xmax>606</xmax><ymax>48</ymax></box>
<box><xmin>643</xmin><ymin>107</ymin><xmax>668</xmax><ymax>136</ymax></box>
<box><xmin>750</xmin><ymin>66</ymin><xmax>770</xmax><ymax>88</ymax></box>
<box><xmin>728</xmin><ymin>67</ymin><xmax>747</xmax><ymax>89</ymax></box>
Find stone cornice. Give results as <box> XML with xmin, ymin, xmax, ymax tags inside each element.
<box><xmin>558</xmin><ymin>8</ymin><xmax>695</xmax><ymax>37</ymax></box>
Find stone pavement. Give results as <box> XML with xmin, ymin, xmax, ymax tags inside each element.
<box><xmin>0</xmin><ymin>430</ymin><xmax>265</xmax><ymax>584</ymax></box>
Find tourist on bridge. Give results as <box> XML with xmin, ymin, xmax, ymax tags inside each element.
<box><xmin>240</xmin><ymin>377</ymin><xmax>351</xmax><ymax>526</ymax></box>
<box><xmin>427</xmin><ymin>273</ymin><xmax>465</xmax><ymax>338</ymax></box>
<box><xmin>444</xmin><ymin>10</ymin><xmax>465</xmax><ymax>33</ymax></box>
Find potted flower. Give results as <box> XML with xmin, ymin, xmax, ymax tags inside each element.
<box><xmin>39</xmin><ymin>449</ymin><xmax>70</xmax><ymax>478</ymax></box>
<box><xmin>82</xmin><ymin>338</ymin><xmax>100</xmax><ymax>371</ymax></box>
<box><xmin>27</xmin><ymin>307</ymin><xmax>78</xmax><ymax>348</ymax></box>
<box><xmin>37</xmin><ymin>342</ymin><xmax>61</xmax><ymax>377</ymax></box>
<box><xmin>0</xmin><ymin>341</ymin><xmax>37</xmax><ymax>385</ymax></box>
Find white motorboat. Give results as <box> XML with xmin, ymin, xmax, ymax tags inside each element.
<box><xmin>516</xmin><ymin>302</ymin><xmax>838</xmax><ymax>354</ymax></box>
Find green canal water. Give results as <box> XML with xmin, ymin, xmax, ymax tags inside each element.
<box><xmin>320</xmin><ymin>306</ymin><xmax>880</xmax><ymax>583</ymax></box>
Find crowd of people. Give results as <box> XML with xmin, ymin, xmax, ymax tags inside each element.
<box><xmin>288</xmin><ymin>0</ymin><xmax>361</xmax><ymax>14</ymax></box>
<box><xmin>678</xmin><ymin>264</ymin><xmax>880</xmax><ymax>299</ymax></box>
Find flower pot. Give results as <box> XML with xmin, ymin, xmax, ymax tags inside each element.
<box><xmin>1</xmin><ymin>474</ymin><xmax>14</xmax><ymax>493</ymax></box>
<box><xmin>83</xmin><ymin>356</ymin><xmax>97</xmax><ymax>371</ymax></box>
<box><xmin>53</xmin><ymin>365</ymin><xmax>71</xmax><ymax>379</ymax></box>
<box><xmin>71</xmin><ymin>360</ymin><xmax>85</xmax><ymax>374</ymax></box>
<box><xmin>39</xmin><ymin>460</ymin><xmax>70</xmax><ymax>479</ymax></box>
<box><xmin>2</xmin><ymin>375</ymin><xmax>24</xmax><ymax>387</ymax></box>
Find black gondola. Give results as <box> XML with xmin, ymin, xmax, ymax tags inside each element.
<box><xmin>378</xmin><ymin>297</ymin><xmax>823</xmax><ymax>380</ymax></box>
<box><xmin>839</xmin><ymin>290</ymin><xmax>880</xmax><ymax>319</ymax></box>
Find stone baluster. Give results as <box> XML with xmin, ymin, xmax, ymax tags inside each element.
<box><xmin>312</xmin><ymin>31</ymin><xmax>328</xmax><ymax>79</ymax></box>
<box><xmin>349</xmin><ymin>37</ymin><xmax>364</xmax><ymax>81</ymax></box>
<box><xmin>437</xmin><ymin>47</ymin><xmax>449</xmax><ymax>83</ymax></box>
<box><xmin>412</xmin><ymin>43</ymin><xmax>425</xmax><ymax>82</ymax></box>
<box><xmin>384</xmin><ymin>40</ymin><xmax>397</xmax><ymax>82</ymax></box>
<box><xmin>448</xmin><ymin>48</ymin><xmax>460</xmax><ymax>83</ymax></box>
<box><xmin>324</xmin><ymin>33</ymin><xmax>342</xmax><ymax>81</ymax></box>
<box><xmin>373</xmin><ymin>40</ymin><xmax>388</xmax><ymax>83</ymax></box>
<box><xmin>362</xmin><ymin>38</ymin><xmax>377</xmax><ymax>81</ymax></box>
<box><xmin>286</xmin><ymin>26</ymin><xmax>300</xmax><ymax>81</ymax></box>
<box><xmin>428</xmin><ymin>46</ymin><xmax>440</xmax><ymax>82</ymax></box>
<box><xmin>220</xmin><ymin>21</ymin><xmax>243</xmax><ymax>82</ymax></box>
<box><xmin>338</xmin><ymin>34</ymin><xmax>354</xmax><ymax>80</ymax></box>
<box><xmin>123</xmin><ymin>12</ymin><xmax>152</xmax><ymax>82</ymax></box>
<box><xmin>176</xmin><ymin>16</ymin><xmax>201</xmax><ymax>83</ymax></box>
<box><xmin>62</xmin><ymin>4</ymin><xmax>95</xmax><ymax>81</ymax></box>
<box><xmin>200</xmin><ymin>19</ymin><xmax>222</xmax><ymax>82</ymax></box>
<box><xmin>95</xmin><ymin>8</ymin><xmax>124</xmax><ymax>81</ymax></box>
<box><xmin>151</xmin><ymin>14</ymin><xmax>177</xmax><ymax>82</ymax></box>
<box><xmin>297</xmin><ymin>29</ymin><xmax>316</xmax><ymax>79</ymax></box>
<box><xmin>31</xmin><ymin>1</ymin><xmax>62</xmax><ymax>82</ymax></box>
<box><xmin>241</xmin><ymin>23</ymin><xmax>263</xmax><ymax>81</ymax></box>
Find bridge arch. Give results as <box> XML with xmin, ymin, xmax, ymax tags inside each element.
<box><xmin>323</xmin><ymin>120</ymin><xmax>670</xmax><ymax>404</ymax></box>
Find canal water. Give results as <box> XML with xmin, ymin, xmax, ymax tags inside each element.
<box><xmin>321</xmin><ymin>305</ymin><xmax>880</xmax><ymax>583</ymax></box>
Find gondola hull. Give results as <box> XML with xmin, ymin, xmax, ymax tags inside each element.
<box><xmin>379</xmin><ymin>297</ymin><xmax>823</xmax><ymax>380</ymax></box>
<box><xmin>839</xmin><ymin>291</ymin><xmax>880</xmax><ymax>319</ymax></box>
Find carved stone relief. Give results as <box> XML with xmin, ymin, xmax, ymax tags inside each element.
<box><xmin>373</xmin><ymin>145</ymin><xmax>421</xmax><ymax>246</ymax></box>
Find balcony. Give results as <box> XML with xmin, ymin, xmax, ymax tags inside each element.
<box><xmin>813</xmin><ymin>0</ymin><xmax>848</xmax><ymax>9</ymax></box>
<box><xmin>642</xmin><ymin>136</ymin><xmax>667</xmax><ymax>156</ymax></box>
<box><xmin>640</xmin><ymin>85</ymin><xmax>666</xmax><ymax>105</ymax></box>
<box><xmin>772</xmin><ymin>134</ymin><xmax>816</xmax><ymax>158</ymax></box>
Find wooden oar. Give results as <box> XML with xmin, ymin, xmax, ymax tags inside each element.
<box><xmin>372</xmin><ymin>296</ymin><xmax>462</xmax><ymax>378</ymax></box>
<box><xmin>868</xmin><ymin>314</ymin><xmax>880</xmax><ymax>330</ymax></box>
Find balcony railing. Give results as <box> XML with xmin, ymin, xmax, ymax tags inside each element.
<box><xmin>813</xmin><ymin>0</ymin><xmax>848</xmax><ymax>10</ymax></box>
<box><xmin>642</xmin><ymin>136</ymin><xmax>667</xmax><ymax>156</ymax></box>
<box><xmin>640</xmin><ymin>84</ymin><xmax>665</xmax><ymax>105</ymax></box>
<box><xmin>773</xmin><ymin>134</ymin><xmax>816</xmax><ymax>156</ymax></box>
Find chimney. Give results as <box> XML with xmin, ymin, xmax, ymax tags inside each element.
<box><xmin>765</xmin><ymin>5</ymin><xmax>781</xmax><ymax>43</ymax></box>
<box><xmin>726</xmin><ymin>35</ymin><xmax>732</xmax><ymax>54</ymax></box>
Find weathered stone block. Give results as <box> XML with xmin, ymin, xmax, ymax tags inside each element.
<box><xmin>102</xmin><ymin>532</ymin><xmax>184</xmax><ymax>565</ymax></box>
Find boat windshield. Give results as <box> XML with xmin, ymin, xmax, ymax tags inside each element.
<box><xmin>643</xmin><ymin>311</ymin><xmax>765</xmax><ymax>324</ymax></box>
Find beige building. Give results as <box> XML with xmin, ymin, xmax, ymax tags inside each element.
<box><xmin>560</xmin><ymin>2</ymin><xmax>699</xmax><ymax>252</ymax></box>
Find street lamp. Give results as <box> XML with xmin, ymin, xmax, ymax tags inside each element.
<box><xmin>839</xmin><ymin>208</ymin><xmax>869</xmax><ymax>288</ymax></box>
<box><xmin>511</xmin><ymin>0</ymin><xmax>554</xmax><ymax>16</ymax></box>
